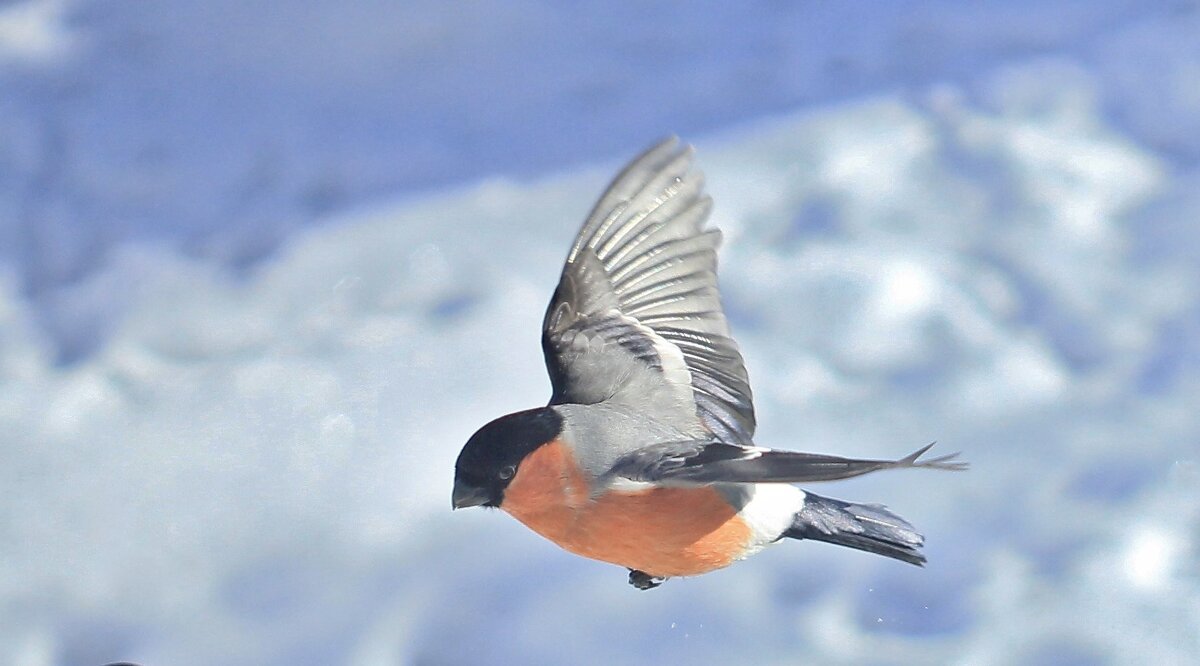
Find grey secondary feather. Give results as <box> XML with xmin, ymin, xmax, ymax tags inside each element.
<box><xmin>542</xmin><ymin>137</ymin><xmax>756</xmax><ymax>446</ymax></box>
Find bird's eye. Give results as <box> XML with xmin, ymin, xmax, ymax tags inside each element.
<box><xmin>499</xmin><ymin>464</ymin><xmax>516</xmax><ymax>480</ymax></box>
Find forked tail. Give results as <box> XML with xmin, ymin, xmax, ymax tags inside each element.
<box><xmin>784</xmin><ymin>492</ymin><xmax>926</xmax><ymax>566</ymax></box>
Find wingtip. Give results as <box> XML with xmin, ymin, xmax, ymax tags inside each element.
<box><xmin>649</xmin><ymin>135</ymin><xmax>696</xmax><ymax>164</ymax></box>
<box><xmin>656</xmin><ymin>133</ymin><xmax>683</xmax><ymax>151</ymax></box>
<box><xmin>643</xmin><ymin>135</ymin><xmax>684</xmax><ymax>161</ymax></box>
<box><xmin>930</xmin><ymin>452</ymin><xmax>969</xmax><ymax>471</ymax></box>
<box><xmin>905</xmin><ymin>443</ymin><xmax>969</xmax><ymax>472</ymax></box>
<box><xmin>615</xmin><ymin>136</ymin><xmax>695</xmax><ymax>190</ymax></box>
<box><xmin>901</xmin><ymin>442</ymin><xmax>937</xmax><ymax>464</ymax></box>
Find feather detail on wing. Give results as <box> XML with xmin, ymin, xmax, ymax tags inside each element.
<box><xmin>542</xmin><ymin>138</ymin><xmax>755</xmax><ymax>443</ymax></box>
<box><xmin>610</xmin><ymin>440</ymin><xmax>968</xmax><ymax>486</ymax></box>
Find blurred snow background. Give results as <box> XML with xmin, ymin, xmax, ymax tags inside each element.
<box><xmin>2</xmin><ymin>1</ymin><xmax>1198</xmax><ymax>664</ymax></box>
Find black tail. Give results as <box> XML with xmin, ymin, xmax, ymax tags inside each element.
<box><xmin>784</xmin><ymin>492</ymin><xmax>926</xmax><ymax>566</ymax></box>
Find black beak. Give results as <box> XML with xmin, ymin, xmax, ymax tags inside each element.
<box><xmin>452</xmin><ymin>478</ymin><xmax>491</xmax><ymax>510</ymax></box>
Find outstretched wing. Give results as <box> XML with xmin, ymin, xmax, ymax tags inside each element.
<box><xmin>542</xmin><ymin>138</ymin><xmax>755</xmax><ymax>444</ymax></box>
<box><xmin>609</xmin><ymin>441</ymin><xmax>968</xmax><ymax>485</ymax></box>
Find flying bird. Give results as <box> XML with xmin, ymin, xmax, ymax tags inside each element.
<box><xmin>453</xmin><ymin>138</ymin><xmax>965</xmax><ymax>590</ymax></box>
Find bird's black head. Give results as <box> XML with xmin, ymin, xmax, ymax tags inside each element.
<box><xmin>452</xmin><ymin>407</ymin><xmax>563</xmax><ymax>510</ymax></box>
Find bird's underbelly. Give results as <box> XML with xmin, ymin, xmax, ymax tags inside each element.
<box><xmin>500</xmin><ymin>441</ymin><xmax>753</xmax><ymax>577</ymax></box>
<box><xmin>546</xmin><ymin>487</ymin><xmax>750</xmax><ymax>577</ymax></box>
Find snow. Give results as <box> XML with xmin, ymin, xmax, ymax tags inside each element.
<box><xmin>2</xmin><ymin>2</ymin><xmax>1199</xmax><ymax>665</ymax></box>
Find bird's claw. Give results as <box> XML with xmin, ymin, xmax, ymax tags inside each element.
<box><xmin>628</xmin><ymin>569</ymin><xmax>666</xmax><ymax>590</ymax></box>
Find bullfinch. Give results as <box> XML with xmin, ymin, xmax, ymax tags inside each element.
<box><xmin>453</xmin><ymin>138</ymin><xmax>965</xmax><ymax>590</ymax></box>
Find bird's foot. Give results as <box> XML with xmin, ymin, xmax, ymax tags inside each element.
<box><xmin>628</xmin><ymin>569</ymin><xmax>666</xmax><ymax>590</ymax></box>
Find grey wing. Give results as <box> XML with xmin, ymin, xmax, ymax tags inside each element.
<box><xmin>542</xmin><ymin>137</ymin><xmax>756</xmax><ymax>444</ymax></box>
<box><xmin>610</xmin><ymin>441</ymin><xmax>968</xmax><ymax>485</ymax></box>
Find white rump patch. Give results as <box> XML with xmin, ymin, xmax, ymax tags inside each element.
<box><xmin>737</xmin><ymin>484</ymin><xmax>807</xmax><ymax>557</ymax></box>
